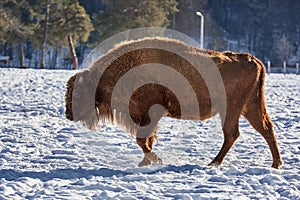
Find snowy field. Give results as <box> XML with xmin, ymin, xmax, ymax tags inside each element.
<box><xmin>0</xmin><ymin>68</ymin><xmax>299</xmax><ymax>199</ymax></box>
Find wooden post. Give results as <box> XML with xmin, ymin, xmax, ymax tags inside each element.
<box><xmin>267</xmin><ymin>61</ymin><xmax>271</xmax><ymax>75</ymax></box>
<box><xmin>283</xmin><ymin>61</ymin><xmax>286</xmax><ymax>75</ymax></box>
<box><xmin>296</xmin><ymin>63</ymin><xmax>299</xmax><ymax>75</ymax></box>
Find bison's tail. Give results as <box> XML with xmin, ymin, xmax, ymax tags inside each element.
<box><xmin>256</xmin><ymin>59</ymin><xmax>271</xmax><ymax>130</ymax></box>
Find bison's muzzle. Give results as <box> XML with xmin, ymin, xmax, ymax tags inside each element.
<box><xmin>65</xmin><ymin>111</ymin><xmax>74</xmax><ymax>121</ymax></box>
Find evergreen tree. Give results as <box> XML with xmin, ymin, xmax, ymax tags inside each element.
<box><xmin>78</xmin><ymin>0</ymin><xmax>106</xmax><ymax>16</ymax></box>
<box><xmin>206</xmin><ymin>0</ymin><xmax>227</xmax><ymax>51</ymax></box>
<box><xmin>173</xmin><ymin>0</ymin><xmax>207</xmax><ymax>44</ymax></box>
<box><xmin>41</xmin><ymin>0</ymin><xmax>94</xmax><ymax>69</ymax></box>
<box><xmin>91</xmin><ymin>0</ymin><xmax>178</xmax><ymax>44</ymax></box>
<box><xmin>0</xmin><ymin>0</ymin><xmax>35</xmax><ymax>67</ymax></box>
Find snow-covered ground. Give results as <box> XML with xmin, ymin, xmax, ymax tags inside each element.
<box><xmin>0</xmin><ymin>68</ymin><xmax>299</xmax><ymax>199</ymax></box>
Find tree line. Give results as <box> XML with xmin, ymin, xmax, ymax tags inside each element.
<box><xmin>0</xmin><ymin>0</ymin><xmax>299</xmax><ymax>69</ymax></box>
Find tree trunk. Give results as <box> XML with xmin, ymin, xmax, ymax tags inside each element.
<box><xmin>40</xmin><ymin>2</ymin><xmax>50</xmax><ymax>69</ymax></box>
<box><xmin>19</xmin><ymin>40</ymin><xmax>24</xmax><ymax>68</ymax></box>
<box><xmin>51</xmin><ymin>48</ymin><xmax>58</xmax><ymax>69</ymax></box>
<box><xmin>68</xmin><ymin>35</ymin><xmax>78</xmax><ymax>70</ymax></box>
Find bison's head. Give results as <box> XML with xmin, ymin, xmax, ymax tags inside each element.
<box><xmin>65</xmin><ymin>73</ymin><xmax>77</xmax><ymax>121</ymax></box>
<box><xmin>65</xmin><ymin>70</ymin><xmax>100</xmax><ymax>131</ymax></box>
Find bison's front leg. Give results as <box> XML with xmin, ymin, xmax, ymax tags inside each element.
<box><xmin>136</xmin><ymin>135</ymin><xmax>162</xmax><ymax>166</ymax></box>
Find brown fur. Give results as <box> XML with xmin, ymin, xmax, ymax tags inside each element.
<box><xmin>65</xmin><ymin>37</ymin><xmax>282</xmax><ymax>168</ymax></box>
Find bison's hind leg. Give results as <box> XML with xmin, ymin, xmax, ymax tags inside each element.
<box><xmin>136</xmin><ymin>135</ymin><xmax>162</xmax><ymax>167</ymax></box>
<box><xmin>243</xmin><ymin>104</ymin><xmax>282</xmax><ymax>169</ymax></box>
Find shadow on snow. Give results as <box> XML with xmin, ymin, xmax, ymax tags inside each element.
<box><xmin>0</xmin><ymin>164</ymin><xmax>207</xmax><ymax>181</ymax></box>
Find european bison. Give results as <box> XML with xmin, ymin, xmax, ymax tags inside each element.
<box><xmin>65</xmin><ymin>37</ymin><xmax>282</xmax><ymax>169</ymax></box>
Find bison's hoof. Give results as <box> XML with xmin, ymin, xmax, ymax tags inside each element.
<box><xmin>138</xmin><ymin>157</ymin><xmax>152</xmax><ymax>167</ymax></box>
<box><xmin>272</xmin><ymin>160</ymin><xmax>283</xmax><ymax>169</ymax></box>
<box><xmin>208</xmin><ymin>161</ymin><xmax>220</xmax><ymax>167</ymax></box>
<box><xmin>157</xmin><ymin>157</ymin><xmax>163</xmax><ymax>165</ymax></box>
<box><xmin>145</xmin><ymin>152</ymin><xmax>161</xmax><ymax>164</ymax></box>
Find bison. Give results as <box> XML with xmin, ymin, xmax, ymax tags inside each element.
<box><xmin>65</xmin><ymin>37</ymin><xmax>282</xmax><ymax>169</ymax></box>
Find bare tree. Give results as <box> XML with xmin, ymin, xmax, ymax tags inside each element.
<box><xmin>67</xmin><ymin>35</ymin><xmax>78</xmax><ymax>70</ymax></box>
<box><xmin>274</xmin><ymin>35</ymin><xmax>293</xmax><ymax>63</ymax></box>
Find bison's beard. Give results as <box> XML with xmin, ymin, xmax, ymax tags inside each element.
<box><xmin>78</xmin><ymin>109</ymin><xmax>99</xmax><ymax>132</ymax></box>
<box><xmin>66</xmin><ymin>99</ymin><xmax>101</xmax><ymax>132</ymax></box>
